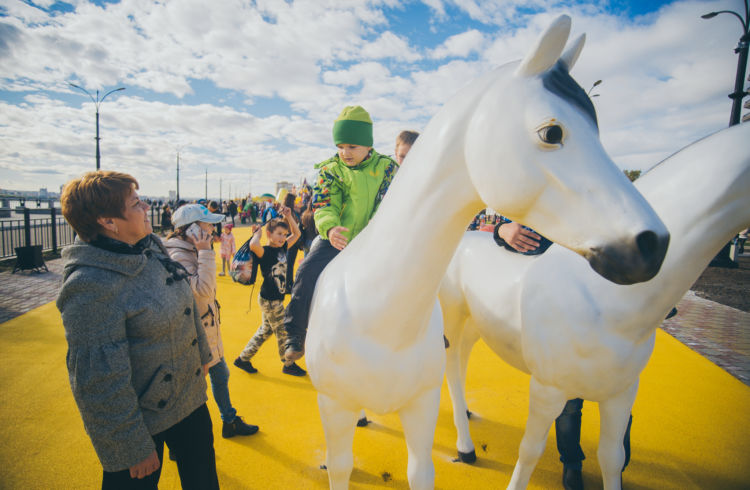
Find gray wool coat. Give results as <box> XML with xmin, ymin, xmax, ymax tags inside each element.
<box><xmin>56</xmin><ymin>235</ymin><xmax>213</xmax><ymax>472</ymax></box>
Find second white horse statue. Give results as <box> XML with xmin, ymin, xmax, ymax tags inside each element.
<box><xmin>439</xmin><ymin>122</ymin><xmax>750</xmax><ymax>490</ymax></box>
<box><xmin>305</xmin><ymin>15</ymin><xmax>669</xmax><ymax>489</ymax></box>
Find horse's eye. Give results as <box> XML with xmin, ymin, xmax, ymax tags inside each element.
<box><xmin>537</xmin><ymin>125</ymin><xmax>563</xmax><ymax>145</ymax></box>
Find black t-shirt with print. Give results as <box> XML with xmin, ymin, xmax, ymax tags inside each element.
<box><xmin>258</xmin><ymin>243</ymin><xmax>289</xmax><ymax>301</ymax></box>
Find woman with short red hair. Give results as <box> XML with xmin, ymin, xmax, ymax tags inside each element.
<box><xmin>57</xmin><ymin>170</ymin><xmax>219</xmax><ymax>489</ymax></box>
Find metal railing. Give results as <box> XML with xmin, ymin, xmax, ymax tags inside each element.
<box><xmin>0</xmin><ymin>207</ymin><xmax>166</xmax><ymax>259</ymax></box>
<box><xmin>0</xmin><ymin>208</ymin><xmax>75</xmax><ymax>258</ymax></box>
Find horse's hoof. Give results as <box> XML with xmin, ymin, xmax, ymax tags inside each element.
<box><xmin>466</xmin><ymin>409</ymin><xmax>472</xmax><ymax>419</ymax></box>
<box><xmin>356</xmin><ymin>417</ymin><xmax>369</xmax><ymax>427</ymax></box>
<box><xmin>458</xmin><ymin>450</ymin><xmax>476</xmax><ymax>464</ymax></box>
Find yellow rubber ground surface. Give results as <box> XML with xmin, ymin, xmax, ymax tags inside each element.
<box><xmin>1</xmin><ymin>227</ymin><xmax>748</xmax><ymax>489</ymax></box>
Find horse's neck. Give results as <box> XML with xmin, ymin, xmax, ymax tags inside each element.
<box><xmin>341</xmin><ymin>113</ymin><xmax>483</xmax><ymax>345</ymax></box>
<box><xmin>623</xmin><ymin>126</ymin><xmax>750</xmax><ymax>338</ymax></box>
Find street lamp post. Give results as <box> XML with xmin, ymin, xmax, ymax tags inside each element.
<box><xmin>702</xmin><ymin>1</ymin><xmax>749</xmax><ymax>268</ymax></box>
<box><xmin>587</xmin><ymin>79</ymin><xmax>602</xmax><ymax>98</ymax></box>
<box><xmin>702</xmin><ymin>1</ymin><xmax>750</xmax><ymax>126</ymax></box>
<box><xmin>173</xmin><ymin>144</ymin><xmax>189</xmax><ymax>204</ymax></box>
<box><xmin>68</xmin><ymin>83</ymin><xmax>125</xmax><ymax>170</ymax></box>
<box><xmin>176</xmin><ymin>151</ymin><xmax>180</xmax><ymax>203</ymax></box>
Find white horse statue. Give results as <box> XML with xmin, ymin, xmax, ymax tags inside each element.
<box><xmin>439</xmin><ymin>122</ymin><xmax>750</xmax><ymax>490</ymax></box>
<box><xmin>305</xmin><ymin>15</ymin><xmax>669</xmax><ymax>489</ymax></box>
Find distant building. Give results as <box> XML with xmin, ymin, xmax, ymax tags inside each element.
<box><xmin>39</xmin><ymin>188</ymin><xmax>48</xmax><ymax>199</ymax></box>
<box><xmin>276</xmin><ymin>181</ymin><xmax>293</xmax><ymax>195</ymax></box>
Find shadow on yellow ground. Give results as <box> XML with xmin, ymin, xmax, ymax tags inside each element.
<box><xmin>1</xmin><ymin>227</ymin><xmax>748</xmax><ymax>489</ymax></box>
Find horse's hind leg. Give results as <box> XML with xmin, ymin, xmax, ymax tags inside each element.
<box><xmin>598</xmin><ymin>381</ymin><xmax>638</xmax><ymax>490</ymax></box>
<box><xmin>318</xmin><ymin>393</ymin><xmax>359</xmax><ymax>490</ymax></box>
<box><xmin>398</xmin><ymin>386</ymin><xmax>441</xmax><ymax>490</ymax></box>
<box><xmin>445</xmin><ymin>318</ymin><xmax>479</xmax><ymax>462</ymax></box>
<box><xmin>507</xmin><ymin>377</ymin><xmax>567</xmax><ymax>490</ymax></box>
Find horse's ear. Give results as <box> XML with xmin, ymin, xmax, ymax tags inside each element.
<box><xmin>516</xmin><ymin>14</ymin><xmax>571</xmax><ymax>77</ymax></box>
<box><xmin>560</xmin><ymin>33</ymin><xmax>585</xmax><ymax>71</ymax></box>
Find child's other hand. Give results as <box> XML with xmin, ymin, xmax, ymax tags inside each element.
<box><xmin>280</xmin><ymin>206</ymin><xmax>291</xmax><ymax>219</ymax></box>
<box><xmin>251</xmin><ymin>224</ymin><xmax>261</xmax><ymax>234</ymax></box>
<box><xmin>497</xmin><ymin>222</ymin><xmax>540</xmax><ymax>253</ymax></box>
<box><xmin>328</xmin><ymin>226</ymin><xmax>349</xmax><ymax>250</ymax></box>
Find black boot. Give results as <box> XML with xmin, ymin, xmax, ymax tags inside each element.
<box><xmin>562</xmin><ymin>465</ymin><xmax>583</xmax><ymax>490</ymax></box>
<box><xmin>282</xmin><ymin>362</ymin><xmax>307</xmax><ymax>376</ymax></box>
<box><xmin>234</xmin><ymin>356</ymin><xmax>257</xmax><ymax>373</ymax></box>
<box><xmin>222</xmin><ymin>416</ymin><xmax>259</xmax><ymax>438</ymax></box>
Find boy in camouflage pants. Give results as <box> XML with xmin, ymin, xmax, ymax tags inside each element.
<box><xmin>234</xmin><ymin>209</ymin><xmax>306</xmax><ymax>376</ymax></box>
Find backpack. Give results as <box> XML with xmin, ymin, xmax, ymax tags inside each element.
<box><xmin>229</xmin><ymin>238</ymin><xmax>259</xmax><ymax>285</ymax></box>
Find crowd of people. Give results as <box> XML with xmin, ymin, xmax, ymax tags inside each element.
<box><xmin>158</xmin><ymin>196</ymin><xmax>279</xmax><ymax>236</ymax></box>
<box><xmin>56</xmin><ymin>105</ymin><xmax>616</xmax><ymax>490</ymax></box>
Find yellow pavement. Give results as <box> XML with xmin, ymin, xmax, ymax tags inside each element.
<box><xmin>1</xmin><ymin>227</ymin><xmax>749</xmax><ymax>489</ymax></box>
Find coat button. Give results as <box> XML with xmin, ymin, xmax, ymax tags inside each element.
<box><xmin>163</xmin><ymin>374</ymin><xmax>172</xmax><ymax>382</ymax></box>
<box><xmin>158</xmin><ymin>400</ymin><xmax>167</xmax><ymax>409</ymax></box>
<box><xmin>184</xmin><ymin>307</ymin><xmax>191</xmax><ymax>315</ymax></box>
<box><xmin>192</xmin><ymin>338</ymin><xmax>197</xmax><ymax>346</ymax></box>
<box><xmin>195</xmin><ymin>368</ymin><xmax>201</xmax><ymax>376</ymax></box>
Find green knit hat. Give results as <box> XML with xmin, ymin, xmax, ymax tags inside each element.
<box><xmin>332</xmin><ymin>105</ymin><xmax>373</xmax><ymax>147</ymax></box>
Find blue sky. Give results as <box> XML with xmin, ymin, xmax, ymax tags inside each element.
<box><xmin>0</xmin><ymin>0</ymin><xmax>745</xmax><ymax>200</ymax></box>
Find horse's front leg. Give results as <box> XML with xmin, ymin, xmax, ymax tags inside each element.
<box><xmin>507</xmin><ymin>377</ymin><xmax>567</xmax><ymax>490</ymax></box>
<box><xmin>318</xmin><ymin>393</ymin><xmax>359</xmax><ymax>489</ymax></box>
<box><xmin>598</xmin><ymin>381</ymin><xmax>638</xmax><ymax>490</ymax></box>
<box><xmin>398</xmin><ymin>386</ymin><xmax>441</xmax><ymax>490</ymax></box>
<box><xmin>445</xmin><ymin>318</ymin><xmax>479</xmax><ymax>463</ymax></box>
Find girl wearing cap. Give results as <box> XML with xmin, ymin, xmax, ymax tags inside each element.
<box><xmin>57</xmin><ymin>171</ymin><xmax>219</xmax><ymax>488</ymax></box>
<box><xmin>283</xmin><ymin>105</ymin><xmax>400</xmax><ymax>359</ymax></box>
<box><xmin>165</xmin><ymin>204</ymin><xmax>259</xmax><ymax>439</ymax></box>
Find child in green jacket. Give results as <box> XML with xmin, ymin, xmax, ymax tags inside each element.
<box><xmin>283</xmin><ymin>106</ymin><xmax>399</xmax><ymax>359</ymax></box>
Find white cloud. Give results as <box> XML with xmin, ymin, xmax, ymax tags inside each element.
<box><xmin>421</xmin><ymin>0</ymin><xmax>447</xmax><ymax>19</ymax></box>
<box><xmin>0</xmin><ymin>0</ymin><xmax>746</xmax><ymax>199</ymax></box>
<box><xmin>361</xmin><ymin>31</ymin><xmax>421</xmax><ymax>62</ymax></box>
<box><xmin>430</xmin><ymin>29</ymin><xmax>485</xmax><ymax>59</ymax></box>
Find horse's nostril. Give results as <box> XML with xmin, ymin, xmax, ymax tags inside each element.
<box><xmin>636</xmin><ymin>231</ymin><xmax>658</xmax><ymax>258</ymax></box>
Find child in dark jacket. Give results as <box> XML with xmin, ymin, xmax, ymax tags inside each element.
<box><xmin>234</xmin><ymin>207</ymin><xmax>304</xmax><ymax>376</ymax></box>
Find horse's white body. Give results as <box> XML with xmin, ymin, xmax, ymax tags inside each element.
<box><xmin>439</xmin><ymin>123</ymin><xmax>750</xmax><ymax>489</ymax></box>
<box><xmin>305</xmin><ymin>15</ymin><xmax>669</xmax><ymax>489</ymax></box>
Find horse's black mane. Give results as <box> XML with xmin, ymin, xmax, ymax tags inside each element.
<box><xmin>542</xmin><ymin>61</ymin><xmax>598</xmax><ymax>130</ymax></box>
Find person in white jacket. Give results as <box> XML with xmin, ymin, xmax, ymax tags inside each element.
<box><xmin>166</xmin><ymin>204</ymin><xmax>259</xmax><ymax>439</ymax></box>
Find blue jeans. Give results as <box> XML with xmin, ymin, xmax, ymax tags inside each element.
<box><xmin>208</xmin><ymin>358</ymin><xmax>236</xmax><ymax>423</ymax></box>
<box><xmin>283</xmin><ymin>237</ymin><xmax>340</xmax><ymax>350</ymax></box>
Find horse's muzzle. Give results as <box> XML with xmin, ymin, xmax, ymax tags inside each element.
<box><xmin>585</xmin><ymin>230</ymin><xmax>670</xmax><ymax>285</ymax></box>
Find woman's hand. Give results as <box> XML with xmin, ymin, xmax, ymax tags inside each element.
<box><xmin>189</xmin><ymin>228</ymin><xmax>213</xmax><ymax>251</ymax></box>
<box><xmin>129</xmin><ymin>450</ymin><xmax>160</xmax><ymax>479</ymax></box>
<box><xmin>328</xmin><ymin>226</ymin><xmax>349</xmax><ymax>251</ymax></box>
